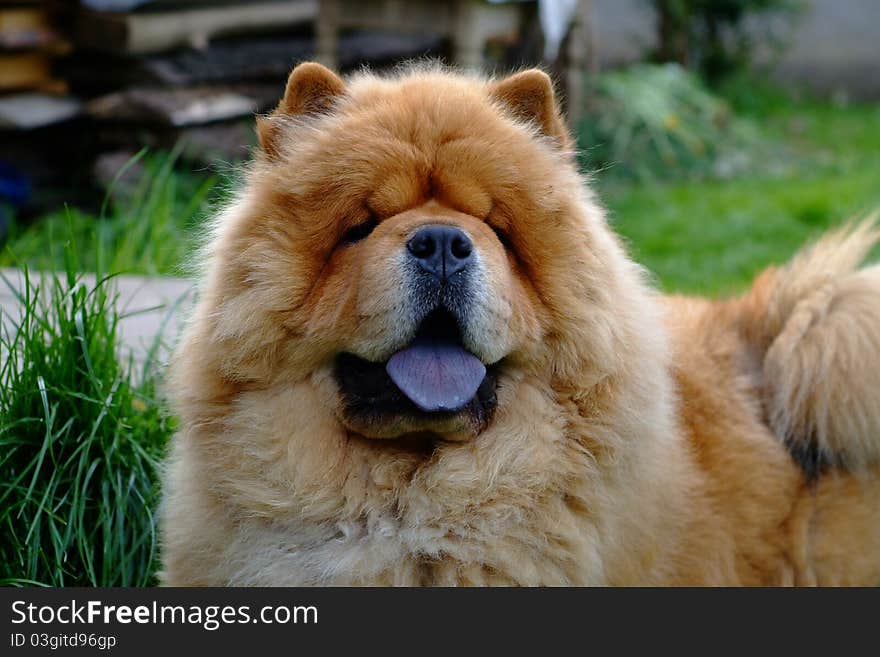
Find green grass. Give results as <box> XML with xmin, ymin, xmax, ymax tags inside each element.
<box><xmin>593</xmin><ymin>93</ymin><xmax>880</xmax><ymax>294</ymax></box>
<box><xmin>1</xmin><ymin>150</ymin><xmax>219</xmax><ymax>276</ymax></box>
<box><xmin>0</xmin><ymin>247</ymin><xmax>173</xmax><ymax>586</ymax></box>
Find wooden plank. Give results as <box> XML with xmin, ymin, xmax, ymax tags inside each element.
<box><xmin>86</xmin><ymin>85</ymin><xmax>262</xmax><ymax>126</ymax></box>
<box><xmin>0</xmin><ymin>52</ymin><xmax>62</xmax><ymax>91</ymax></box>
<box><xmin>0</xmin><ymin>93</ymin><xmax>80</xmax><ymax>130</ymax></box>
<box><xmin>74</xmin><ymin>1</ymin><xmax>318</xmax><ymax>55</ymax></box>
<box><xmin>0</xmin><ymin>6</ymin><xmax>53</xmax><ymax>50</ymax></box>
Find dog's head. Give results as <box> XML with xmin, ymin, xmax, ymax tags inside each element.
<box><xmin>199</xmin><ymin>63</ymin><xmax>628</xmax><ymax>442</ymax></box>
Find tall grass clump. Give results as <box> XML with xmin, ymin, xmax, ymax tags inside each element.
<box><xmin>0</xmin><ymin>246</ymin><xmax>173</xmax><ymax>586</ymax></box>
<box><xmin>578</xmin><ymin>63</ymin><xmax>778</xmax><ymax>180</ymax></box>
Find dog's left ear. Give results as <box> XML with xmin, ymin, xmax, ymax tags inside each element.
<box><xmin>491</xmin><ymin>69</ymin><xmax>571</xmax><ymax>149</ymax></box>
<box><xmin>257</xmin><ymin>62</ymin><xmax>346</xmax><ymax>157</ymax></box>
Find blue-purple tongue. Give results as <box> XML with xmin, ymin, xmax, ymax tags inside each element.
<box><xmin>386</xmin><ymin>337</ymin><xmax>486</xmax><ymax>412</ymax></box>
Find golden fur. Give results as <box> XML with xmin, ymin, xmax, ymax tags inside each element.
<box><xmin>159</xmin><ymin>63</ymin><xmax>880</xmax><ymax>586</ymax></box>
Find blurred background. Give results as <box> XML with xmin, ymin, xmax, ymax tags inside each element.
<box><xmin>1</xmin><ymin>0</ymin><xmax>879</xmax><ymax>586</ymax></box>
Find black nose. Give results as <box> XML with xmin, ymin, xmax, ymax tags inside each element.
<box><xmin>407</xmin><ymin>224</ymin><xmax>473</xmax><ymax>280</ymax></box>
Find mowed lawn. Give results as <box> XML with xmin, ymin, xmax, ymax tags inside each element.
<box><xmin>594</xmin><ymin>101</ymin><xmax>880</xmax><ymax>295</ymax></box>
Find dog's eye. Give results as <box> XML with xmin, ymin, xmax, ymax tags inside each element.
<box><xmin>340</xmin><ymin>217</ymin><xmax>378</xmax><ymax>245</ymax></box>
<box><xmin>490</xmin><ymin>224</ymin><xmax>513</xmax><ymax>250</ymax></box>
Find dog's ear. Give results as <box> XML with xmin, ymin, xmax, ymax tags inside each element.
<box><xmin>491</xmin><ymin>69</ymin><xmax>571</xmax><ymax>149</ymax></box>
<box><xmin>257</xmin><ymin>62</ymin><xmax>346</xmax><ymax>157</ymax></box>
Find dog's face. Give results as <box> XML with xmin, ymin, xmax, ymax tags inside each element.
<box><xmin>212</xmin><ymin>64</ymin><xmax>612</xmax><ymax>442</ymax></box>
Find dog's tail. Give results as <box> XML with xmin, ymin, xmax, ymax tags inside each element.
<box><xmin>741</xmin><ymin>214</ymin><xmax>880</xmax><ymax>475</ymax></box>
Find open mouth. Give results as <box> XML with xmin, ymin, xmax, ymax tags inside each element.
<box><xmin>334</xmin><ymin>309</ymin><xmax>498</xmax><ymax>435</ymax></box>
<box><xmin>386</xmin><ymin>309</ymin><xmax>487</xmax><ymax>412</ymax></box>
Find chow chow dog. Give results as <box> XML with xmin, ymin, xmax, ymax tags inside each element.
<box><xmin>159</xmin><ymin>62</ymin><xmax>880</xmax><ymax>585</ymax></box>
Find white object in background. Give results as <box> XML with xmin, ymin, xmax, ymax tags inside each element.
<box><xmin>539</xmin><ymin>0</ymin><xmax>578</xmax><ymax>60</ymax></box>
<box><xmin>0</xmin><ymin>93</ymin><xmax>80</xmax><ymax>130</ymax></box>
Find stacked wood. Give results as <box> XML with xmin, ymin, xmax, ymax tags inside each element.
<box><xmin>0</xmin><ymin>0</ymin><xmax>446</xmax><ymax>216</ymax></box>
<box><xmin>75</xmin><ymin>1</ymin><xmax>442</xmax><ymax>120</ymax></box>
<box><xmin>68</xmin><ymin>0</ymin><xmax>444</xmax><ymax>166</ymax></box>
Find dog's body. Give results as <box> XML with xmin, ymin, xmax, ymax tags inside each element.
<box><xmin>160</xmin><ymin>64</ymin><xmax>880</xmax><ymax>586</ymax></box>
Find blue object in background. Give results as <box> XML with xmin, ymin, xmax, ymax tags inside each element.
<box><xmin>0</xmin><ymin>161</ymin><xmax>30</xmax><ymax>207</ymax></box>
<box><xmin>0</xmin><ymin>160</ymin><xmax>29</xmax><ymax>240</ymax></box>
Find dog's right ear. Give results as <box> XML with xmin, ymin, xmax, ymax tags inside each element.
<box><xmin>257</xmin><ymin>62</ymin><xmax>346</xmax><ymax>157</ymax></box>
